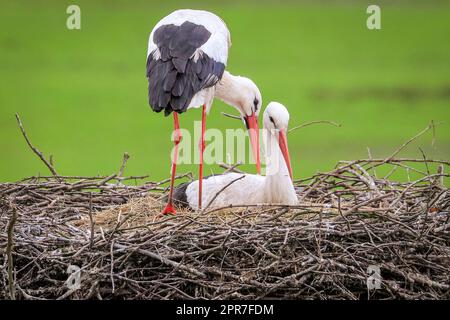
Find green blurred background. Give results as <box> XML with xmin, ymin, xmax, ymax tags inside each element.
<box><xmin>1</xmin><ymin>0</ymin><xmax>449</xmax><ymax>182</ymax></box>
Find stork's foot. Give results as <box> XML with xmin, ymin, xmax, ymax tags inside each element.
<box><xmin>161</xmin><ymin>203</ymin><xmax>177</xmax><ymax>216</ymax></box>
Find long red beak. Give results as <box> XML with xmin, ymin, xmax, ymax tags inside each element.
<box><xmin>244</xmin><ymin>113</ymin><xmax>261</xmax><ymax>174</ymax></box>
<box><xmin>278</xmin><ymin>129</ymin><xmax>293</xmax><ymax>180</ymax></box>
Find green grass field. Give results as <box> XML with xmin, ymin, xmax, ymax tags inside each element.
<box><xmin>1</xmin><ymin>0</ymin><xmax>449</xmax><ymax>183</ymax></box>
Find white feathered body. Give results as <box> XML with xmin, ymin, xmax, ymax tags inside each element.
<box><xmin>185</xmin><ymin>136</ymin><xmax>298</xmax><ymax>210</ymax></box>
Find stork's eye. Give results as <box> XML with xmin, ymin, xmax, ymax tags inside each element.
<box><xmin>269</xmin><ymin>116</ymin><xmax>275</xmax><ymax>126</ymax></box>
<box><xmin>253</xmin><ymin>98</ymin><xmax>259</xmax><ymax>110</ymax></box>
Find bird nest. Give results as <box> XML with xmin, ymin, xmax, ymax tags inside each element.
<box><xmin>1</xmin><ymin>157</ymin><xmax>449</xmax><ymax>300</ymax></box>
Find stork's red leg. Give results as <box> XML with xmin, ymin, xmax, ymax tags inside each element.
<box><xmin>198</xmin><ymin>104</ymin><xmax>207</xmax><ymax>210</ymax></box>
<box><xmin>162</xmin><ymin>112</ymin><xmax>181</xmax><ymax>215</ymax></box>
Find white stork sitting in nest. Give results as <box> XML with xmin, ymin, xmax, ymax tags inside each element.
<box><xmin>171</xmin><ymin>102</ymin><xmax>299</xmax><ymax>210</ymax></box>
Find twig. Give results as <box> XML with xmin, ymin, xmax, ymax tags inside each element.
<box><xmin>6</xmin><ymin>200</ymin><xmax>18</xmax><ymax>300</ymax></box>
<box><xmin>15</xmin><ymin>113</ymin><xmax>60</xmax><ymax>180</ymax></box>
<box><xmin>117</xmin><ymin>152</ymin><xmax>130</xmax><ymax>180</ymax></box>
<box><xmin>367</xmin><ymin>147</ymin><xmax>377</xmax><ymax>178</ymax></box>
<box><xmin>218</xmin><ymin>162</ymin><xmax>244</xmax><ymax>174</ymax></box>
<box><xmin>88</xmin><ymin>193</ymin><xmax>95</xmax><ymax>249</ymax></box>
<box><xmin>437</xmin><ymin>165</ymin><xmax>444</xmax><ymax>188</ymax></box>
<box><xmin>114</xmin><ymin>243</ymin><xmax>206</xmax><ymax>278</ymax></box>
<box><xmin>110</xmin><ymin>241</ymin><xmax>115</xmax><ymax>293</ymax></box>
<box><xmin>288</xmin><ymin>120</ymin><xmax>341</xmax><ymax>133</ymax></box>
<box><xmin>384</xmin><ymin>121</ymin><xmax>437</xmax><ymax>162</ymax></box>
<box><xmin>203</xmin><ymin>175</ymin><xmax>246</xmax><ymax>211</ymax></box>
<box><xmin>221</xmin><ymin>112</ymin><xmax>241</xmax><ymax>120</ymax></box>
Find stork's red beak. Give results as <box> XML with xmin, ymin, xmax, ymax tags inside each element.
<box><xmin>278</xmin><ymin>129</ymin><xmax>293</xmax><ymax>180</ymax></box>
<box><xmin>244</xmin><ymin>113</ymin><xmax>261</xmax><ymax>174</ymax></box>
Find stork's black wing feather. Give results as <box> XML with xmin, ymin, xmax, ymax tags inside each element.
<box><xmin>147</xmin><ymin>21</ymin><xmax>226</xmax><ymax>116</ymax></box>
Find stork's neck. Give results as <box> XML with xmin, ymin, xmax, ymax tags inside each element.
<box><xmin>214</xmin><ymin>71</ymin><xmax>242</xmax><ymax>109</ymax></box>
<box><xmin>263</xmin><ymin>130</ymin><xmax>298</xmax><ymax>205</ymax></box>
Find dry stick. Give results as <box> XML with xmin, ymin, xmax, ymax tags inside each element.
<box><xmin>218</xmin><ymin>162</ymin><xmax>244</xmax><ymax>174</ymax></box>
<box><xmin>18</xmin><ymin>174</ymin><xmax>150</xmax><ymax>181</ymax></box>
<box><xmin>437</xmin><ymin>165</ymin><xmax>445</xmax><ymax>188</ymax></box>
<box><xmin>203</xmin><ymin>202</ymin><xmax>336</xmax><ymax>216</ymax></box>
<box><xmin>203</xmin><ymin>175</ymin><xmax>246</xmax><ymax>211</ymax></box>
<box><xmin>97</xmin><ymin>174</ymin><xmax>117</xmax><ymax>186</ymax></box>
<box><xmin>367</xmin><ymin>147</ymin><xmax>377</xmax><ymax>178</ymax></box>
<box><xmin>418</xmin><ymin>147</ymin><xmax>433</xmax><ymax>240</ymax></box>
<box><xmin>6</xmin><ymin>202</ymin><xmax>18</xmax><ymax>300</ymax></box>
<box><xmin>386</xmin><ymin>173</ymin><xmax>448</xmax><ymax>212</ymax></box>
<box><xmin>337</xmin><ymin>194</ymin><xmax>351</xmax><ymax>231</ymax></box>
<box><xmin>221</xmin><ymin>112</ymin><xmax>343</xmax><ymax>134</ymax></box>
<box><xmin>288</xmin><ymin>120</ymin><xmax>341</xmax><ymax>133</ymax></box>
<box><xmin>418</xmin><ymin>147</ymin><xmax>431</xmax><ymax>181</ymax></box>
<box><xmin>348</xmin><ymin>165</ymin><xmax>379</xmax><ymax>194</ymax></box>
<box><xmin>339</xmin><ymin>158</ymin><xmax>450</xmax><ymax>167</ymax></box>
<box><xmin>156</xmin><ymin>172</ymin><xmax>193</xmax><ymax>187</ymax></box>
<box><xmin>431</xmin><ymin>120</ymin><xmax>436</xmax><ymax>147</ymax></box>
<box><xmin>342</xmin><ymin>194</ymin><xmax>392</xmax><ymax>217</ymax></box>
<box><xmin>110</xmin><ymin>241</ymin><xmax>115</xmax><ymax>294</ymax></box>
<box><xmin>15</xmin><ymin>113</ymin><xmax>60</xmax><ymax>180</ymax></box>
<box><xmin>88</xmin><ymin>193</ymin><xmax>95</xmax><ymax>249</ymax></box>
<box><xmin>384</xmin><ymin>121</ymin><xmax>436</xmax><ymax>163</ymax></box>
<box><xmin>117</xmin><ymin>152</ymin><xmax>130</xmax><ymax>181</ymax></box>
<box><xmin>113</xmin><ymin>243</ymin><xmax>206</xmax><ymax>278</ymax></box>
<box><xmin>56</xmin><ymin>289</ymin><xmax>76</xmax><ymax>300</ymax></box>
<box><xmin>221</xmin><ymin>112</ymin><xmax>241</xmax><ymax>120</ymax></box>
<box><xmin>362</xmin><ymin>122</ymin><xmax>442</xmax><ymax>176</ymax></box>
<box><xmin>263</xmin><ymin>208</ymin><xmax>289</xmax><ymax>222</ymax></box>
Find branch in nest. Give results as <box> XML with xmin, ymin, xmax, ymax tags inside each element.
<box><xmin>288</xmin><ymin>120</ymin><xmax>341</xmax><ymax>133</ymax></box>
<box><xmin>218</xmin><ymin>162</ymin><xmax>244</xmax><ymax>174</ymax></box>
<box><xmin>203</xmin><ymin>175</ymin><xmax>246</xmax><ymax>211</ymax></box>
<box><xmin>116</xmin><ymin>152</ymin><xmax>131</xmax><ymax>185</ymax></box>
<box><xmin>221</xmin><ymin>112</ymin><xmax>242</xmax><ymax>120</ymax></box>
<box><xmin>117</xmin><ymin>152</ymin><xmax>130</xmax><ymax>178</ymax></box>
<box><xmin>222</xmin><ymin>111</ymin><xmax>342</xmax><ymax>135</ymax></box>
<box><xmin>5</xmin><ymin>200</ymin><xmax>18</xmax><ymax>300</ymax></box>
<box><xmin>15</xmin><ymin>113</ymin><xmax>61</xmax><ymax>180</ymax></box>
<box><xmin>384</xmin><ymin>121</ymin><xmax>441</xmax><ymax>163</ymax></box>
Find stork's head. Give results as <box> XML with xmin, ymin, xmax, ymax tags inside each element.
<box><xmin>263</xmin><ymin>102</ymin><xmax>289</xmax><ymax>132</ymax></box>
<box><xmin>234</xmin><ymin>75</ymin><xmax>262</xmax><ymax>118</ymax></box>
<box><xmin>263</xmin><ymin>102</ymin><xmax>293</xmax><ymax>179</ymax></box>
<box><xmin>215</xmin><ymin>71</ymin><xmax>262</xmax><ymax>174</ymax></box>
<box><xmin>235</xmin><ymin>76</ymin><xmax>262</xmax><ymax>174</ymax></box>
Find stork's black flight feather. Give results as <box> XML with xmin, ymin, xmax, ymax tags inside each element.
<box><xmin>147</xmin><ymin>21</ymin><xmax>225</xmax><ymax>116</ymax></box>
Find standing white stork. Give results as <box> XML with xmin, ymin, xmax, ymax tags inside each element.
<box><xmin>147</xmin><ymin>9</ymin><xmax>262</xmax><ymax>215</ymax></box>
<box><xmin>171</xmin><ymin>102</ymin><xmax>298</xmax><ymax>210</ymax></box>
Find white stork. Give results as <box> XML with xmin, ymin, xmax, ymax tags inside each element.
<box><xmin>171</xmin><ymin>102</ymin><xmax>298</xmax><ymax>210</ymax></box>
<box><xmin>146</xmin><ymin>9</ymin><xmax>262</xmax><ymax>215</ymax></box>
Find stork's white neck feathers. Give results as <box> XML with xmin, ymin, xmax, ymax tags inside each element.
<box><xmin>214</xmin><ymin>71</ymin><xmax>262</xmax><ymax>117</ymax></box>
<box><xmin>262</xmin><ymin>128</ymin><xmax>297</xmax><ymax>205</ymax></box>
<box><xmin>214</xmin><ymin>71</ymin><xmax>243</xmax><ymax>107</ymax></box>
